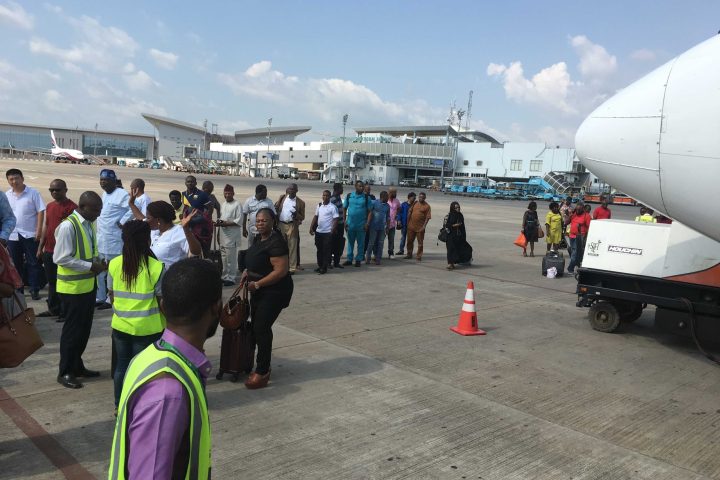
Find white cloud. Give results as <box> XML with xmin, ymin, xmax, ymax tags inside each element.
<box><xmin>487</xmin><ymin>61</ymin><xmax>576</xmax><ymax>114</ymax></box>
<box><xmin>534</xmin><ymin>125</ymin><xmax>576</xmax><ymax>147</ymax></box>
<box><xmin>149</xmin><ymin>48</ymin><xmax>178</xmax><ymax>70</ymax></box>
<box><xmin>28</xmin><ymin>14</ymin><xmax>138</xmax><ymax>72</ymax></box>
<box><xmin>570</xmin><ymin>35</ymin><xmax>617</xmax><ymax>79</ymax></box>
<box><xmin>123</xmin><ymin>70</ymin><xmax>159</xmax><ymax>91</ymax></box>
<box><xmin>219</xmin><ymin>60</ymin><xmax>443</xmax><ymax>125</ymax></box>
<box><xmin>630</xmin><ymin>48</ymin><xmax>656</xmax><ymax>62</ymax></box>
<box><xmin>0</xmin><ymin>1</ymin><xmax>33</xmax><ymax>29</ymax></box>
<box><xmin>44</xmin><ymin>89</ymin><xmax>66</xmax><ymax>111</ymax></box>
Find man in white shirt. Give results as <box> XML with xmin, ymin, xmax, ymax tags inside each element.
<box><xmin>309</xmin><ymin>190</ymin><xmax>339</xmax><ymax>274</ymax></box>
<box><xmin>54</xmin><ymin>191</ymin><xmax>106</xmax><ymax>389</ymax></box>
<box><xmin>275</xmin><ymin>183</ymin><xmax>305</xmax><ymax>274</ymax></box>
<box><xmin>129</xmin><ymin>179</ymin><xmax>151</xmax><ymax>216</ymax></box>
<box><xmin>243</xmin><ymin>184</ymin><xmax>275</xmax><ymax>247</ymax></box>
<box><xmin>216</xmin><ymin>184</ymin><xmax>244</xmax><ymax>286</ymax></box>
<box><xmin>5</xmin><ymin>168</ymin><xmax>45</xmax><ymax>300</ymax></box>
<box><xmin>96</xmin><ymin>169</ymin><xmax>132</xmax><ymax>309</ymax></box>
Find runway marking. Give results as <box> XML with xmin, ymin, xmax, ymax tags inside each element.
<box><xmin>0</xmin><ymin>388</ymin><xmax>96</xmax><ymax>480</ymax></box>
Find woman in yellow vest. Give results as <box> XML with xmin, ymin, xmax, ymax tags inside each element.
<box><xmin>108</xmin><ymin>220</ymin><xmax>165</xmax><ymax>409</ymax></box>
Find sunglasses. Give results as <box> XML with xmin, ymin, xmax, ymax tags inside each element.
<box><xmin>49</xmin><ymin>188</ymin><xmax>64</xmax><ymax>192</ymax></box>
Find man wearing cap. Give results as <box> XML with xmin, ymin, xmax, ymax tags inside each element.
<box><xmin>216</xmin><ymin>185</ymin><xmax>244</xmax><ymax>286</ymax></box>
<box><xmin>96</xmin><ymin>169</ymin><xmax>132</xmax><ymax>310</ymax></box>
<box><xmin>274</xmin><ymin>183</ymin><xmax>305</xmax><ymax>274</ymax></box>
<box><xmin>182</xmin><ymin>176</ymin><xmax>214</xmax><ymax>257</ymax></box>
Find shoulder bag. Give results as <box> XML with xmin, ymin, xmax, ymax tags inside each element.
<box><xmin>220</xmin><ymin>283</ymin><xmax>250</xmax><ymax>330</ymax></box>
<box><xmin>0</xmin><ymin>293</ymin><xmax>43</xmax><ymax>368</ymax></box>
<box><xmin>438</xmin><ymin>215</ymin><xmax>449</xmax><ymax>243</ymax></box>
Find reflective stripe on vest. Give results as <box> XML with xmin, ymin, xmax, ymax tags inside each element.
<box><xmin>109</xmin><ymin>256</ymin><xmax>165</xmax><ymax>336</ymax></box>
<box><xmin>56</xmin><ymin>214</ymin><xmax>97</xmax><ymax>294</ymax></box>
<box><xmin>108</xmin><ymin>346</ymin><xmax>210</xmax><ymax>480</ymax></box>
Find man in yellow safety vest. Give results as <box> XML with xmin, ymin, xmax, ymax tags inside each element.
<box><xmin>54</xmin><ymin>191</ymin><xmax>107</xmax><ymax>389</ymax></box>
<box><xmin>109</xmin><ymin>257</ymin><xmax>222</xmax><ymax>480</ymax></box>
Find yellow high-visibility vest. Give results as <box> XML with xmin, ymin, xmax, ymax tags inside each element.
<box><xmin>109</xmin><ymin>343</ymin><xmax>211</xmax><ymax>480</ymax></box>
<box><xmin>56</xmin><ymin>213</ymin><xmax>97</xmax><ymax>294</ymax></box>
<box><xmin>108</xmin><ymin>256</ymin><xmax>165</xmax><ymax>336</ymax></box>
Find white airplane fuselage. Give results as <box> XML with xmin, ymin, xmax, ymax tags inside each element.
<box><xmin>49</xmin><ymin>129</ymin><xmax>85</xmax><ymax>161</ymax></box>
<box><xmin>575</xmin><ymin>35</ymin><xmax>720</xmax><ymax>243</ymax></box>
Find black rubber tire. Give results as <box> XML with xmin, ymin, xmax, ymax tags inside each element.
<box><xmin>588</xmin><ymin>301</ymin><xmax>621</xmax><ymax>333</ymax></box>
<box><xmin>619</xmin><ymin>302</ymin><xmax>644</xmax><ymax>323</ymax></box>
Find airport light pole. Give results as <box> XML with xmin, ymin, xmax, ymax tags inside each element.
<box><xmin>341</xmin><ymin>113</ymin><xmax>348</xmax><ymax>182</ymax></box>
<box><xmin>267</xmin><ymin>117</ymin><xmax>273</xmax><ymax>178</ymax></box>
<box><xmin>94</xmin><ymin>123</ymin><xmax>98</xmax><ymax>157</ymax></box>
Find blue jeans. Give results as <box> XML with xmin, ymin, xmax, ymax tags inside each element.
<box><xmin>8</xmin><ymin>234</ymin><xmax>42</xmax><ymax>293</ymax></box>
<box><xmin>568</xmin><ymin>237</ymin><xmax>580</xmax><ymax>272</ymax></box>
<box><xmin>112</xmin><ymin>329</ymin><xmax>162</xmax><ymax>406</ymax></box>
<box><xmin>96</xmin><ymin>253</ymin><xmax>118</xmax><ymax>303</ymax></box>
<box><xmin>346</xmin><ymin>228</ymin><xmax>366</xmax><ymax>262</ymax></box>
<box><xmin>366</xmin><ymin>229</ymin><xmax>386</xmax><ymax>262</ymax></box>
<box><xmin>398</xmin><ymin>226</ymin><xmax>408</xmax><ymax>253</ymax></box>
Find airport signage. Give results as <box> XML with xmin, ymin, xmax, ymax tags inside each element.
<box><xmin>607</xmin><ymin>245</ymin><xmax>643</xmax><ymax>255</ymax></box>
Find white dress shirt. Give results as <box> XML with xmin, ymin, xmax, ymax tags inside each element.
<box><xmin>219</xmin><ymin>200</ymin><xmax>244</xmax><ymax>243</ymax></box>
<box><xmin>315</xmin><ymin>203</ymin><xmax>339</xmax><ymax>234</ymax></box>
<box><xmin>134</xmin><ymin>193</ymin><xmax>151</xmax><ymax>216</ymax></box>
<box><xmin>6</xmin><ymin>186</ymin><xmax>45</xmax><ymax>241</ymax></box>
<box><xmin>279</xmin><ymin>196</ymin><xmax>296</xmax><ymax>223</ymax></box>
<box><xmin>53</xmin><ymin>211</ymin><xmax>95</xmax><ymax>272</ymax></box>
<box><xmin>98</xmin><ymin>188</ymin><xmax>132</xmax><ymax>255</ymax></box>
<box><xmin>151</xmin><ymin>225</ymin><xmax>190</xmax><ymax>269</ymax></box>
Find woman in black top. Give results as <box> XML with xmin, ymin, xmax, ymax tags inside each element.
<box><xmin>445</xmin><ymin>202</ymin><xmax>473</xmax><ymax>270</ymax></box>
<box><xmin>240</xmin><ymin>208</ymin><xmax>294</xmax><ymax>389</ymax></box>
<box><xmin>522</xmin><ymin>201</ymin><xmax>539</xmax><ymax>257</ymax></box>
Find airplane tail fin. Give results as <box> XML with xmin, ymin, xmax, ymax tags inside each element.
<box><xmin>50</xmin><ymin>130</ymin><xmax>57</xmax><ymax>148</ymax></box>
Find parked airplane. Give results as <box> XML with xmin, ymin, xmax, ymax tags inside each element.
<box><xmin>50</xmin><ymin>130</ymin><xmax>85</xmax><ymax>161</ymax></box>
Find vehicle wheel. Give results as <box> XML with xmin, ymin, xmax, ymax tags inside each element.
<box><xmin>619</xmin><ymin>302</ymin><xmax>644</xmax><ymax>323</ymax></box>
<box><xmin>588</xmin><ymin>301</ymin><xmax>621</xmax><ymax>333</ymax></box>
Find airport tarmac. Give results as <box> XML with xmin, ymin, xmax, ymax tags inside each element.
<box><xmin>1</xmin><ymin>159</ymin><xmax>719</xmax><ymax>480</ymax></box>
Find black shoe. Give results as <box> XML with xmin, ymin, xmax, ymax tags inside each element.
<box><xmin>222</xmin><ymin>280</ymin><xmax>235</xmax><ymax>287</ymax></box>
<box><xmin>319</xmin><ymin>269</ymin><xmax>327</xmax><ymax>274</ymax></box>
<box><xmin>328</xmin><ymin>264</ymin><xmax>334</xmax><ymax>269</ymax></box>
<box><xmin>95</xmin><ymin>301</ymin><xmax>106</xmax><ymax>307</ymax></box>
<box><xmin>355</xmin><ymin>261</ymin><xmax>361</xmax><ymax>267</ymax></box>
<box><xmin>37</xmin><ymin>311</ymin><xmax>55</xmax><ymax>318</ymax></box>
<box><xmin>56</xmin><ymin>317</ymin><xmax>65</xmax><ymax>323</ymax></box>
<box><xmin>76</xmin><ymin>368</ymin><xmax>100</xmax><ymax>378</ymax></box>
<box><xmin>57</xmin><ymin>374</ymin><xmax>83</xmax><ymax>389</ymax></box>
<box><xmin>334</xmin><ymin>263</ymin><xmax>344</xmax><ymax>269</ymax></box>
<box><xmin>314</xmin><ymin>267</ymin><xmax>322</xmax><ymax>273</ymax></box>
<box><xmin>31</xmin><ymin>291</ymin><xmax>40</xmax><ymax>301</ymax></box>
<box><xmin>96</xmin><ymin>302</ymin><xmax>112</xmax><ymax>310</ymax></box>
<box><xmin>343</xmin><ymin>260</ymin><xmax>352</xmax><ymax>266</ymax></box>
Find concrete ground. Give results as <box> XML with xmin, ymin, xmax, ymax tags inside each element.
<box><xmin>0</xmin><ymin>158</ymin><xmax>719</xmax><ymax>480</ymax></box>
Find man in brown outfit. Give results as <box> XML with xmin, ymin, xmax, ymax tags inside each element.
<box><xmin>275</xmin><ymin>183</ymin><xmax>305</xmax><ymax>273</ymax></box>
<box><xmin>404</xmin><ymin>191</ymin><xmax>431</xmax><ymax>261</ymax></box>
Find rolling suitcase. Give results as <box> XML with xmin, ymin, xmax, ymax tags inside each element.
<box><xmin>542</xmin><ymin>251</ymin><xmax>565</xmax><ymax>277</ymax></box>
<box><xmin>216</xmin><ymin>321</ymin><xmax>255</xmax><ymax>382</ymax></box>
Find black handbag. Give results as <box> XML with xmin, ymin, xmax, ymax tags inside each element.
<box><xmin>437</xmin><ymin>215</ymin><xmax>449</xmax><ymax>243</ymax></box>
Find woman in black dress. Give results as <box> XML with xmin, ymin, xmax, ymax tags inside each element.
<box><xmin>522</xmin><ymin>201</ymin><xmax>539</xmax><ymax>257</ymax></box>
<box><xmin>240</xmin><ymin>208</ymin><xmax>294</xmax><ymax>389</ymax></box>
<box><xmin>445</xmin><ymin>202</ymin><xmax>473</xmax><ymax>270</ymax></box>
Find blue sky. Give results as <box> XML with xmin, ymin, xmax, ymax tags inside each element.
<box><xmin>0</xmin><ymin>1</ymin><xmax>718</xmax><ymax>146</ymax></box>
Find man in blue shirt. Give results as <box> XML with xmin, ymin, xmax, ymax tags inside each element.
<box><xmin>0</xmin><ymin>191</ymin><xmax>17</xmax><ymax>246</ymax></box>
<box><xmin>397</xmin><ymin>192</ymin><xmax>416</xmax><ymax>256</ymax></box>
<box><xmin>342</xmin><ymin>181</ymin><xmax>370</xmax><ymax>267</ymax></box>
<box><xmin>365</xmin><ymin>191</ymin><xmax>390</xmax><ymax>265</ymax></box>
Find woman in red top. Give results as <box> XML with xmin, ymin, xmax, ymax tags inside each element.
<box><xmin>567</xmin><ymin>203</ymin><xmax>591</xmax><ymax>273</ymax></box>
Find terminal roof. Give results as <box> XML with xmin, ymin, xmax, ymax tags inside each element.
<box><xmin>234</xmin><ymin>126</ymin><xmax>312</xmax><ymax>137</ymax></box>
<box><xmin>354</xmin><ymin>125</ymin><xmax>500</xmax><ymax>144</ymax></box>
<box><xmin>0</xmin><ymin>120</ymin><xmax>154</xmax><ymax>139</ymax></box>
<box><xmin>141</xmin><ymin>113</ymin><xmax>206</xmax><ymax>133</ymax></box>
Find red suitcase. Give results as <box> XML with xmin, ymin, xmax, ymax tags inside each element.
<box><xmin>216</xmin><ymin>321</ymin><xmax>255</xmax><ymax>382</ymax></box>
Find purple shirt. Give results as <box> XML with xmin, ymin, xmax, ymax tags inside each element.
<box><xmin>126</xmin><ymin>329</ymin><xmax>212</xmax><ymax>479</ymax></box>
<box><xmin>388</xmin><ymin>197</ymin><xmax>401</xmax><ymax>229</ymax></box>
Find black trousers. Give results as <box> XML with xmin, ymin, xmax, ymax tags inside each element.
<box><xmin>314</xmin><ymin>232</ymin><xmax>332</xmax><ymax>270</ymax></box>
<box><xmin>331</xmin><ymin>226</ymin><xmax>345</xmax><ymax>266</ymax></box>
<box><xmin>58</xmin><ymin>290</ymin><xmax>96</xmax><ymax>377</ymax></box>
<box><xmin>251</xmin><ymin>290</ymin><xmax>291</xmax><ymax>375</ymax></box>
<box><xmin>42</xmin><ymin>252</ymin><xmax>63</xmax><ymax>316</ymax></box>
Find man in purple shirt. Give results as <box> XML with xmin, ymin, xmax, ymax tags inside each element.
<box><xmin>386</xmin><ymin>187</ymin><xmax>401</xmax><ymax>258</ymax></box>
<box><xmin>111</xmin><ymin>258</ymin><xmax>222</xmax><ymax>479</ymax></box>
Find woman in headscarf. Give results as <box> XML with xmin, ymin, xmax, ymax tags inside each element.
<box><xmin>445</xmin><ymin>202</ymin><xmax>473</xmax><ymax>270</ymax></box>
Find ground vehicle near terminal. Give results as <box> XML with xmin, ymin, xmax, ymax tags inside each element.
<box><xmin>574</xmin><ymin>35</ymin><xmax>720</xmax><ymax>352</ymax></box>
<box><xmin>277</xmin><ymin>166</ymin><xmax>299</xmax><ymax>179</ymax></box>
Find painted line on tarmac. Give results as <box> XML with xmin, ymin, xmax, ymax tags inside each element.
<box><xmin>0</xmin><ymin>387</ymin><xmax>96</xmax><ymax>480</ymax></box>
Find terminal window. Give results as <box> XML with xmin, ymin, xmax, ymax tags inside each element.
<box><xmin>463</xmin><ymin>160</ymin><xmax>468</xmax><ymax>166</ymax></box>
<box><xmin>530</xmin><ymin>160</ymin><xmax>543</xmax><ymax>171</ymax></box>
<box><xmin>476</xmin><ymin>161</ymin><xmax>483</xmax><ymax>166</ymax></box>
<box><xmin>510</xmin><ymin>159</ymin><xmax>523</xmax><ymax>171</ymax></box>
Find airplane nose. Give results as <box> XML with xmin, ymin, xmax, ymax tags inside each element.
<box><xmin>575</xmin><ymin>59</ymin><xmax>674</xmax><ymax>215</ymax></box>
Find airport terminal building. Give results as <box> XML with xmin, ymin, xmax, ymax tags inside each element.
<box><xmin>0</xmin><ymin>121</ymin><xmax>154</xmax><ymax>161</ymax></box>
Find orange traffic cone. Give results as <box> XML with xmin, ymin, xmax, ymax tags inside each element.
<box><xmin>450</xmin><ymin>281</ymin><xmax>487</xmax><ymax>336</ymax></box>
